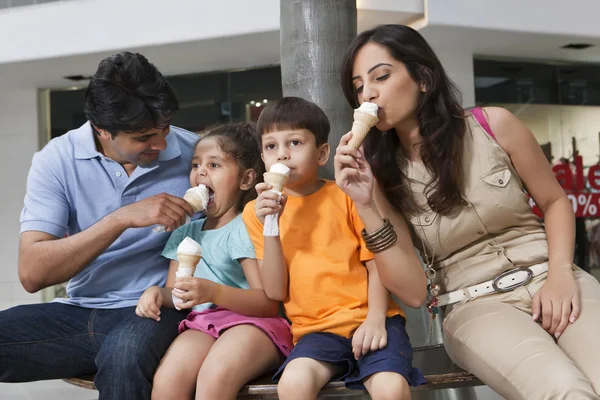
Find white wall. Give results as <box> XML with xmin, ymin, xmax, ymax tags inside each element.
<box><xmin>435</xmin><ymin>49</ymin><xmax>475</xmax><ymax>107</ymax></box>
<box><xmin>427</xmin><ymin>0</ymin><xmax>600</xmax><ymax>37</ymax></box>
<box><xmin>0</xmin><ymin>86</ymin><xmax>42</xmax><ymax>310</ymax></box>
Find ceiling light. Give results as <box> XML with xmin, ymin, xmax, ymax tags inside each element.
<box><xmin>562</xmin><ymin>43</ymin><xmax>594</xmax><ymax>50</ymax></box>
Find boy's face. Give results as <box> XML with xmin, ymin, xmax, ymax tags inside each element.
<box><xmin>261</xmin><ymin>128</ymin><xmax>329</xmax><ymax>190</ymax></box>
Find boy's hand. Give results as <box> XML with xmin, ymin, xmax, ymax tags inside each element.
<box><xmin>174</xmin><ymin>277</ymin><xmax>219</xmax><ymax>309</ymax></box>
<box><xmin>135</xmin><ymin>286</ymin><xmax>163</xmax><ymax>321</ymax></box>
<box><xmin>351</xmin><ymin>315</ymin><xmax>388</xmax><ymax>359</ymax></box>
<box><xmin>254</xmin><ymin>182</ymin><xmax>288</xmax><ymax>225</ymax></box>
<box><xmin>334</xmin><ymin>132</ymin><xmax>375</xmax><ymax>209</ymax></box>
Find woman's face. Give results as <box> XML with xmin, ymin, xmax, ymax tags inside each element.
<box><xmin>351</xmin><ymin>42</ymin><xmax>422</xmax><ymax>132</ymax></box>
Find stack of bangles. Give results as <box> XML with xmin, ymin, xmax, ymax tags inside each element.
<box><xmin>361</xmin><ymin>218</ymin><xmax>397</xmax><ymax>253</ymax></box>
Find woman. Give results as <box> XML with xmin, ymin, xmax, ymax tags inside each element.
<box><xmin>334</xmin><ymin>24</ymin><xmax>600</xmax><ymax>399</ymax></box>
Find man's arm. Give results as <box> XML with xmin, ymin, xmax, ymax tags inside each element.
<box><xmin>19</xmin><ymin>193</ymin><xmax>194</xmax><ymax>293</ymax></box>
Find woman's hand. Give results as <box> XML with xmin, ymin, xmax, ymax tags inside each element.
<box><xmin>334</xmin><ymin>132</ymin><xmax>375</xmax><ymax>209</ymax></box>
<box><xmin>135</xmin><ymin>286</ymin><xmax>163</xmax><ymax>321</ymax></box>
<box><xmin>532</xmin><ymin>267</ymin><xmax>580</xmax><ymax>339</ymax></box>
<box><xmin>173</xmin><ymin>277</ymin><xmax>219</xmax><ymax>309</ymax></box>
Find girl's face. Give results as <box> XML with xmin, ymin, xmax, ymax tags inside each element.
<box><xmin>351</xmin><ymin>42</ymin><xmax>422</xmax><ymax>132</ymax></box>
<box><xmin>189</xmin><ymin>136</ymin><xmax>254</xmax><ymax>219</ymax></box>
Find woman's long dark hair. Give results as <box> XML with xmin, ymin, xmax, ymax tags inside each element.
<box><xmin>340</xmin><ymin>25</ymin><xmax>466</xmax><ymax>216</ymax></box>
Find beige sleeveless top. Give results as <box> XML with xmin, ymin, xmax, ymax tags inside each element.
<box><xmin>403</xmin><ymin>113</ymin><xmax>548</xmax><ymax>293</ymax></box>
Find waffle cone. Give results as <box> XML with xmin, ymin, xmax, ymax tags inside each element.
<box><xmin>177</xmin><ymin>252</ymin><xmax>201</xmax><ymax>270</ymax></box>
<box><xmin>183</xmin><ymin>192</ymin><xmax>205</xmax><ymax>213</ymax></box>
<box><xmin>348</xmin><ymin>111</ymin><xmax>378</xmax><ymax>149</ymax></box>
<box><xmin>264</xmin><ymin>172</ymin><xmax>288</xmax><ymax>193</ymax></box>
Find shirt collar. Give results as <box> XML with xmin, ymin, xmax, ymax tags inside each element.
<box><xmin>73</xmin><ymin>122</ymin><xmax>182</xmax><ymax>162</ymax></box>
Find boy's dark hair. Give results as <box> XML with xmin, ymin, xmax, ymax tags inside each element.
<box><xmin>84</xmin><ymin>52</ymin><xmax>179</xmax><ymax>137</ymax></box>
<box><xmin>202</xmin><ymin>122</ymin><xmax>264</xmax><ymax>211</ymax></box>
<box><xmin>256</xmin><ymin>97</ymin><xmax>330</xmax><ymax>146</ymax></box>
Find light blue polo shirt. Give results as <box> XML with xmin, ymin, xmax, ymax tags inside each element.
<box><xmin>20</xmin><ymin>122</ymin><xmax>199</xmax><ymax>309</ymax></box>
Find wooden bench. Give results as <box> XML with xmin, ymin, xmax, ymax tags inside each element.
<box><xmin>64</xmin><ymin>344</ymin><xmax>481</xmax><ymax>397</ymax></box>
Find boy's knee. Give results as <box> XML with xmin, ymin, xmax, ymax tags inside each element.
<box><xmin>277</xmin><ymin>368</ymin><xmax>321</xmax><ymax>399</ymax></box>
<box><xmin>365</xmin><ymin>372</ymin><xmax>410</xmax><ymax>400</ymax></box>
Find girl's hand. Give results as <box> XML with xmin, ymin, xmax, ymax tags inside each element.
<box><xmin>174</xmin><ymin>277</ymin><xmax>219</xmax><ymax>309</ymax></box>
<box><xmin>135</xmin><ymin>286</ymin><xmax>163</xmax><ymax>321</ymax></box>
<box><xmin>532</xmin><ymin>267</ymin><xmax>580</xmax><ymax>339</ymax></box>
<box><xmin>254</xmin><ymin>182</ymin><xmax>288</xmax><ymax>225</ymax></box>
<box><xmin>334</xmin><ymin>132</ymin><xmax>375</xmax><ymax>209</ymax></box>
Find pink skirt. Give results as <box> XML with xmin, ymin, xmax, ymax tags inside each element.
<box><xmin>178</xmin><ymin>307</ymin><xmax>293</xmax><ymax>356</ymax></box>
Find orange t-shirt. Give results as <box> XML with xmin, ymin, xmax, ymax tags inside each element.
<box><xmin>242</xmin><ymin>180</ymin><xmax>403</xmax><ymax>344</ymax></box>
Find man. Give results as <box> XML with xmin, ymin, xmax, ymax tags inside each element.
<box><xmin>0</xmin><ymin>52</ymin><xmax>198</xmax><ymax>400</ymax></box>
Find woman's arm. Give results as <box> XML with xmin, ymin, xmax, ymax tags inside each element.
<box><xmin>357</xmin><ymin>184</ymin><xmax>427</xmax><ymax>308</ymax></box>
<box><xmin>484</xmin><ymin>106</ymin><xmax>579</xmax><ymax>338</ymax></box>
<box><xmin>334</xmin><ymin>132</ymin><xmax>426</xmax><ymax>308</ymax></box>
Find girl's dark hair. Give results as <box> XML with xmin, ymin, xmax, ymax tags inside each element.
<box><xmin>201</xmin><ymin>122</ymin><xmax>264</xmax><ymax>211</ymax></box>
<box><xmin>340</xmin><ymin>24</ymin><xmax>466</xmax><ymax>215</ymax></box>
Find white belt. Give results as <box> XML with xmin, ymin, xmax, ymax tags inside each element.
<box><xmin>438</xmin><ymin>262</ymin><xmax>548</xmax><ymax>307</ymax></box>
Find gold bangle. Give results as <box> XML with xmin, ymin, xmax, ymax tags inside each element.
<box><xmin>362</xmin><ymin>219</ymin><xmax>397</xmax><ymax>253</ymax></box>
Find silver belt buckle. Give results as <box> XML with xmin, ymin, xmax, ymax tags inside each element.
<box><xmin>492</xmin><ymin>267</ymin><xmax>533</xmax><ymax>293</ymax></box>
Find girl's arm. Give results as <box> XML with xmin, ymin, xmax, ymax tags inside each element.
<box><xmin>174</xmin><ymin>258</ymin><xmax>280</xmax><ymax>317</ymax></box>
<box><xmin>484</xmin><ymin>106</ymin><xmax>579</xmax><ymax>339</ymax></box>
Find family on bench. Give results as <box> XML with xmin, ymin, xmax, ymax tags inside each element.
<box><xmin>2</xmin><ymin>25</ymin><xmax>600</xmax><ymax>400</ymax></box>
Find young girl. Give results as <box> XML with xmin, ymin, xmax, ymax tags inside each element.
<box><xmin>136</xmin><ymin>123</ymin><xmax>292</xmax><ymax>400</ymax></box>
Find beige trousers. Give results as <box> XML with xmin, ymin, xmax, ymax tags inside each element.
<box><xmin>443</xmin><ymin>267</ymin><xmax>600</xmax><ymax>400</ymax></box>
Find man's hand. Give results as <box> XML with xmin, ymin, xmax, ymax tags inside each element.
<box><xmin>135</xmin><ymin>286</ymin><xmax>163</xmax><ymax>321</ymax></box>
<box><xmin>115</xmin><ymin>193</ymin><xmax>194</xmax><ymax>232</ymax></box>
<box><xmin>351</xmin><ymin>315</ymin><xmax>388</xmax><ymax>359</ymax></box>
<box><xmin>254</xmin><ymin>183</ymin><xmax>287</xmax><ymax>225</ymax></box>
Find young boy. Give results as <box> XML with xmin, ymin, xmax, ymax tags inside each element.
<box><xmin>242</xmin><ymin>97</ymin><xmax>425</xmax><ymax>400</ymax></box>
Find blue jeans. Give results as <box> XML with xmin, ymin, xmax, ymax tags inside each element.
<box><xmin>0</xmin><ymin>302</ymin><xmax>186</xmax><ymax>400</ymax></box>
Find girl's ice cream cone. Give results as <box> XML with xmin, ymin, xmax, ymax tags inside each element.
<box><xmin>183</xmin><ymin>184</ymin><xmax>209</xmax><ymax>213</ymax></box>
<box><xmin>174</xmin><ymin>237</ymin><xmax>202</xmax><ymax>309</ymax></box>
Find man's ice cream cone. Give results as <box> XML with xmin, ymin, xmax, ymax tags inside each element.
<box><xmin>183</xmin><ymin>184</ymin><xmax>209</xmax><ymax>213</ymax></box>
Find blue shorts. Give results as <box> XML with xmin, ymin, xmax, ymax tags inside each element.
<box><xmin>273</xmin><ymin>315</ymin><xmax>426</xmax><ymax>390</ymax></box>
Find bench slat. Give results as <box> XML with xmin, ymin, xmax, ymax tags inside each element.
<box><xmin>63</xmin><ymin>345</ymin><xmax>482</xmax><ymax>396</ymax></box>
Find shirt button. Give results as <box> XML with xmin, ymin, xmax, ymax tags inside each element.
<box><xmin>498</xmin><ymin>179</ymin><xmax>504</xmax><ymax>185</ymax></box>
<box><xmin>425</xmin><ymin>217</ymin><xmax>431</xmax><ymax>223</ymax></box>
<box><xmin>478</xmin><ymin>231</ymin><xmax>484</xmax><ymax>235</ymax></box>
<box><xmin>116</xmin><ymin>171</ymin><xmax>122</xmax><ymax>177</ymax></box>
<box><xmin>497</xmin><ymin>250</ymin><xmax>502</xmax><ymax>255</ymax></box>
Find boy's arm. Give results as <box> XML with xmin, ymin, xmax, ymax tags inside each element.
<box><xmin>259</xmin><ymin>237</ymin><xmax>288</xmax><ymax>301</ymax></box>
<box><xmin>365</xmin><ymin>259</ymin><xmax>389</xmax><ymax>319</ymax></box>
<box><xmin>242</xmin><ymin>199</ymin><xmax>288</xmax><ymax>302</ymax></box>
<box><xmin>351</xmin><ymin>259</ymin><xmax>389</xmax><ymax>359</ymax></box>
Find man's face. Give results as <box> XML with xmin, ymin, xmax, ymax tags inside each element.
<box><xmin>97</xmin><ymin>126</ymin><xmax>170</xmax><ymax>167</ymax></box>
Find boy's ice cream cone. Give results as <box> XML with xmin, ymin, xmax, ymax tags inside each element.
<box><xmin>348</xmin><ymin>102</ymin><xmax>379</xmax><ymax>149</ymax></box>
<box><xmin>263</xmin><ymin>163</ymin><xmax>290</xmax><ymax>237</ymax></box>
<box><xmin>263</xmin><ymin>172</ymin><xmax>288</xmax><ymax>193</ymax></box>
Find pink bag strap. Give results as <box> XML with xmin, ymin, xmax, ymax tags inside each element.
<box><xmin>471</xmin><ymin>107</ymin><xmax>496</xmax><ymax>141</ymax></box>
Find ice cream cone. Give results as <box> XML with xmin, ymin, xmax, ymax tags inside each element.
<box><xmin>176</xmin><ymin>252</ymin><xmax>201</xmax><ymax>273</ymax></box>
<box><xmin>264</xmin><ymin>172</ymin><xmax>289</xmax><ymax>193</ymax></box>
<box><xmin>348</xmin><ymin>110</ymin><xmax>379</xmax><ymax>149</ymax></box>
<box><xmin>184</xmin><ymin>185</ymin><xmax>209</xmax><ymax>213</ymax></box>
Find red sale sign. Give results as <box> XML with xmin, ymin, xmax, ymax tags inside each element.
<box><xmin>530</xmin><ymin>154</ymin><xmax>600</xmax><ymax>218</ymax></box>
